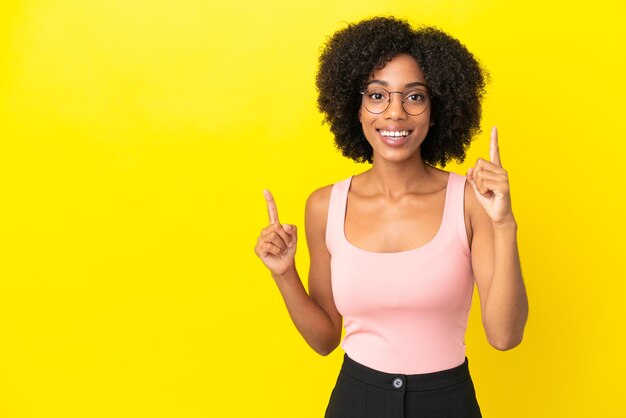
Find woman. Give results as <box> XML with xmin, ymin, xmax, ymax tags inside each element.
<box><xmin>254</xmin><ymin>16</ymin><xmax>528</xmax><ymax>417</ymax></box>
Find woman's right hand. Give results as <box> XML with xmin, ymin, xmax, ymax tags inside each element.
<box><xmin>254</xmin><ymin>189</ymin><xmax>298</xmax><ymax>277</ymax></box>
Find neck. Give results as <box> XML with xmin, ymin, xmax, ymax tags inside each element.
<box><xmin>364</xmin><ymin>153</ymin><xmax>433</xmax><ymax>199</ymax></box>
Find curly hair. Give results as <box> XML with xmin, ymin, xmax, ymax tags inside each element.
<box><xmin>316</xmin><ymin>16</ymin><xmax>488</xmax><ymax>167</ymax></box>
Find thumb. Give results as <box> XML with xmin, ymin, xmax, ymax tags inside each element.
<box><xmin>465</xmin><ymin>168</ymin><xmax>482</xmax><ymax>196</ymax></box>
<box><xmin>466</xmin><ymin>167</ymin><xmax>476</xmax><ymax>187</ymax></box>
<box><xmin>283</xmin><ymin>224</ymin><xmax>297</xmax><ymax>247</ymax></box>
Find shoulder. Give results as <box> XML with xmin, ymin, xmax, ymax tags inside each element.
<box><xmin>304</xmin><ymin>183</ymin><xmax>335</xmax><ymax>238</ymax></box>
<box><xmin>306</xmin><ymin>184</ymin><xmax>333</xmax><ymax>214</ymax></box>
<box><xmin>462</xmin><ymin>175</ymin><xmax>487</xmax><ymax>220</ymax></box>
<box><xmin>462</xmin><ymin>173</ymin><xmax>492</xmax><ymax>246</ymax></box>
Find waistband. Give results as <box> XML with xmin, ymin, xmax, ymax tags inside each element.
<box><xmin>340</xmin><ymin>354</ymin><xmax>471</xmax><ymax>392</ymax></box>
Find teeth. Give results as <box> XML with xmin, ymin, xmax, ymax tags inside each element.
<box><xmin>380</xmin><ymin>130</ymin><xmax>410</xmax><ymax>138</ymax></box>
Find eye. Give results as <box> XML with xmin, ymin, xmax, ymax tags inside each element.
<box><xmin>363</xmin><ymin>88</ymin><xmax>388</xmax><ymax>101</ymax></box>
<box><xmin>406</xmin><ymin>91</ymin><xmax>426</xmax><ymax>102</ymax></box>
<box><xmin>368</xmin><ymin>92</ymin><xmax>386</xmax><ymax>101</ymax></box>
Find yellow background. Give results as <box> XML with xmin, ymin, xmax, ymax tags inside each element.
<box><xmin>1</xmin><ymin>0</ymin><xmax>624</xmax><ymax>416</ymax></box>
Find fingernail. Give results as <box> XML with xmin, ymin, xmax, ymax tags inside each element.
<box><xmin>284</xmin><ymin>224</ymin><xmax>291</xmax><ymax>230</ymax></box>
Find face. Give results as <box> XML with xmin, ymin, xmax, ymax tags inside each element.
<box><xmin>358</xmin><ymin>53</ymin><xmax>432</xmax><ymax>164</ymax></box>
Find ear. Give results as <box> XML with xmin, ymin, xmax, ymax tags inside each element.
<box><xmin>358</xmin><ymin>109</ymin><xmax>362</xmax><ymax>122</ymax></box>
<box><xmin>429</xmin><ymin>119</ymin><xmax>435</xmax><ymax>126</ymax></box>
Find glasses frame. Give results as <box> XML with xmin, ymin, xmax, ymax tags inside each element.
<box><xmin>360</xmin><ymin>86</ymin><xmax>431</xmax><ymax>116</ymax></box>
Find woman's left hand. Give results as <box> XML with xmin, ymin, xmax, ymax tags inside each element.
<box><xmin>466</xmin><ymin>126</ymin><xmax>515</xmax><ymax>225</ymax></box>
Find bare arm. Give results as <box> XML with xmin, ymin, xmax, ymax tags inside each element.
<box><xmin>254</xmin><ymin>187</ymin><xmax>342</xmax><ymax>355</ymax></box>
<box><xmin>466</xmin><ymin>127</ymin><xmax>529</xmax><ymax>350</ymax></box>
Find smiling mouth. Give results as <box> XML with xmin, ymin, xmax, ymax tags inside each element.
<box><xmin>377</xmin><ymin>129</ymin><xmax>412</xmax><ymax>138</ymax></box>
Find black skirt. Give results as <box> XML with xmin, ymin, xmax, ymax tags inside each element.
<box><xmin>325</xmin><ymin>354</ymin><xmax>482</xmax><ymax>418</ymax></box>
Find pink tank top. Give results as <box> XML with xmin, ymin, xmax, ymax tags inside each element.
<box><xmin>326</xmin><ymin>172</ymin><xmax>474</xmax><ymax>374</ymax></box>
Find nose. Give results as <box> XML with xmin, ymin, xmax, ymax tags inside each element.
<box><xmin>383</xmin><ymin>92</ymin><xmax>407</xmax><ymax>120</ymax></box>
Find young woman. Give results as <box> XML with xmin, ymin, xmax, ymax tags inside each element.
<box><xmin>254</xmin><ymin>16</ymin><xmax>528</xmax><ymax>418</ymax></box>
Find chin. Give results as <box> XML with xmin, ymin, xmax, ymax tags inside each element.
<box><xmin>373</xmin><ymin>149</ymin><xmax>422</xmax><ymax>164</ymax></box>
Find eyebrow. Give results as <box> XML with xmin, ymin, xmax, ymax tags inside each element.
<box><xmin>366</xmin><ymin>80</ymin><xmax>428</xmax><ymax>89</ymax></box>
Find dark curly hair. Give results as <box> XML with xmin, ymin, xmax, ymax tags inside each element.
<box><xmin>316</xmin><ymin>16</ymin><xmax>487</xmax><ymax>167</ymax></box>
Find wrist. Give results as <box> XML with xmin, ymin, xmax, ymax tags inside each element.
<box><xmin>272</xmin><ymin>264</ymin><xmax>298</xmax><ymax>284</ymax></box>
<box><xmin>492</xmin><ymin>217</ymin><xmax>518</xmax><ymax>232</ymax></box>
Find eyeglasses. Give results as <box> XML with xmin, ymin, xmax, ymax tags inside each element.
<box><xmin>360</xmin><ymin>87</ymin><xmax>431</xmax><ymax>116</ymax></box>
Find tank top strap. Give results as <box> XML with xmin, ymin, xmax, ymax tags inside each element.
<box><xmin>325</xmin><ymin>173</ymin><xmax>469</xmax><ymax>255</ymax></box>
<box><xmin>444</xmin><ymin>172</ymin><xmax>471</xmax><ymax>255</ymax></box>
<box><xmin>325</xmin><ymin>176</ymin><xmax>353</xmax><ymax>255</ymax></box>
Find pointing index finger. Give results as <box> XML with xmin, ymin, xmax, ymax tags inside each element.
<box><xmin>263</xmin><ymin>189</ymin><xmax>280</xmax><ymax>224</ymax></box>
<box><xmin>490</xmin><ymin>126</ymin><xmax>502</xmax><ymax>167</ymax></box>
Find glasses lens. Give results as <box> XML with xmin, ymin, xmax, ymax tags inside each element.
<box><xmin>402</xmin><ymin>89</ymin><xmax>429</xmax><ymax>116</ymax></box>
<box><xmin>362</xmin><ymin>88</ymin><xmax>389</xmax><ymax>114</ymax></box>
